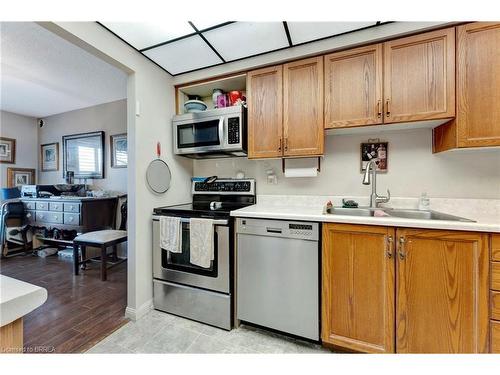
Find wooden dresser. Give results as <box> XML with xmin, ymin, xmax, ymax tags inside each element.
<box><xmin>21</xmin><ymin>197</ymin><xmax>117</xmax><ymax>235</ymax></box>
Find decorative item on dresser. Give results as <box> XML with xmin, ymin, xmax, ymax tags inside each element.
<box><xmin>0</xmin><ymin>137</ymin><xmax>16</xmax><ymax>164</ymax></box>
<box><xmin>110</xmin><ymin>133</ymin><xmax>127</xmax><ymax>168</ymax></box>
<box><xmin>6</xmin><ymin>168</ymin><xmax>36</xmax><ymax>188</ymax></box>
<box><xmin>40</xmin><ymin>143</ymin><xmax>59</xmax><ymax>172</ymax></box>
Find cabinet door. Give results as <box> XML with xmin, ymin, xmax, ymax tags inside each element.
<box><xmin>384</xmin><ymin>28</ymin><xmax>455</xmax><ymax>123</ymax></box>
<box><xmin>247</xmin><ymin>65</ymin><xmax>283</xmax><ymax>158</ymax></box>
<box><xmin>283</xmin><ymin>57</ymin><xmax>324</xmax><ymax>156</ymax></box>
<box><xmin>322</xmin><ymin>224</ymin><xmax>395</xmax><ymax>353</ymax></box>
<box><xmin>395</xmin><ymin>229</ymin><xmax>489</xmax><ymax>353</ymax></box>
<box><xmin>457</xmin><ymin>22</ymin><xmax>500</xmax><ymax>147</ymax></box>
<box><xmin>324</xmin><ymin>44</ymin><xmax>383</xmax><ymax>128</ymax></box>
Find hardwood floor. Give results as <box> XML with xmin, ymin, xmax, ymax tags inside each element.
<box><xmin>0</xmin><ymin>253</ymin><xmax>128</xmax><ymax>353</ymax></box>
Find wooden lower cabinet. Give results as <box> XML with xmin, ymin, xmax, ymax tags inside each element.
<box><xmin>491</xmin><ymin>292</ymin><xmax>500</xmax><ymax>321</ymax></box>
<box><xmin>322</xmin><ymin>224</ymin><xmax>395</xmax><ymax>353</ymax></box>
<box><xmin>395</xmin><ymin>229</ymin><xmax>489</xmax><ymax>353</ymax></box>
<box><xmin>491</xmin><ymin>262</ymin><xmax>500</xmax><ymax>291</ymax></box>
<box><xmin>322</xmin><ymin>225</ymin><xmax>490</xmax><ymax>353</ymax></box>
<box><xmin>492</xmin><ymin>321</ymin><xmax>500</xmax><ymax>353</ymax></box>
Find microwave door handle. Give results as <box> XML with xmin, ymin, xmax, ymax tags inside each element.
<box><xmin>218</xmin><ymin>117</ymin><xmax>225</xmax><ymax>146</ymax></box>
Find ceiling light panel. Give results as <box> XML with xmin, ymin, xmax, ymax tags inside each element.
<box><xmin>287</xmin><ymin>22</ymin><xmax>377</xmax><ymax>44</ymax></box>
<box><xmin>143</xmin><ymin>35</ymin><xmax>223</xmax><ymax>75</ymax></box>
<box><xmin>103</xmin><ymin>22</ymin><xmax>195</xmax><ymax>50</ymax></box>
<box><xmin>190</xmin><ymin>21</ymin><xmax>231</xmax><ymax>31</ymax></box>
<box><xmin>202</xmin><ymin>22</ymin><xmax>289</xmax><ymax>61</ymax></box>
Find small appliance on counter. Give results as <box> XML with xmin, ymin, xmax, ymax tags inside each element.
<box><xmin>173</xmin><ymin>105</ymin><xmax>247</xmax><ymax>158</ymax></box>
<box><xmin>152</xmin><ymin>178</ymin><xmax>256</xmax><ymax>330</ymax></box>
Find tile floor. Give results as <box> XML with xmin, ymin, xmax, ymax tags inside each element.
<box><xmin>87</xmin><ymin>309</ymin><xmax>331</xmax><ymax>354</ymax></box>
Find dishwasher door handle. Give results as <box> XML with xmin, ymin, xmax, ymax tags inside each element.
<box><xmin>266</xmin><ymin>227</ymin><xmax>282</xmax><ymax>234</ymax></box>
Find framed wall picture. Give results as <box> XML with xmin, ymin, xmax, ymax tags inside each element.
<box><xmin>110</xmin><ymin>133</ymin><xmax>127</xmax><ymax>168</ymax></box>
<box><xmin>7</xmin><ymin>167</ymin><xmax>36</xmax><ymax>188</ymax></box>
<box><xmin>360</xmin><ymin>140</ymin><xmax>388</xmax><ymax>173</ymax></box>
<box><xmin>0</xmin><ymin>137</ymin><xmax>16</xmax><ymax>164</ymax></box>
<box><xmin>41</xmin><ymin>142</ymin><xmax>59</xmax><ymax>171</ymax></box>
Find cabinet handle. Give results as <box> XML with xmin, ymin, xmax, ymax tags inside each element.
<box><xmin>278</xmin><ymin>138</ymin><xmax>282</xmax><ymax>152</ymax></box>
<box><xmin>386</xmin><ymin>235</ymin><xmax>393</xmax><ymax>258</ymax></box>
<box><xmin>377</xmin><ymin>100</ymin><xmax>382</xmax><ymax>118</ymax></box>
<box><xmin>398</xmin><ymin>236</ymin><xmax>406</xmax><ymax>260</ymax></box>
<box><xmin>284</xmin><ymin>137</ymin><xmax>288</xmax><ymax>152</ymax></box>
<box><xmin>385</xmin><ymin>99</ymin><xmax>391</xmax><ymax>117</ymax></box>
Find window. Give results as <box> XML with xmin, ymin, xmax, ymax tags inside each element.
<box><xmin>63</xmin><ymin>131</ymin><xmax>105</xmax><ymax>179</ymax></box>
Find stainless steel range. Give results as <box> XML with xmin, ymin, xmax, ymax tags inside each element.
<box><xmin>152</xmin><ymin>178</ymin><xmax>256</xmax><ymax>330</ymax></box>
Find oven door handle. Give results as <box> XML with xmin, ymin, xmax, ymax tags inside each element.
<box><xmin>152</xmin><ymin>215</ymin><xmax>228</xmax><ymax>226</ymax></box>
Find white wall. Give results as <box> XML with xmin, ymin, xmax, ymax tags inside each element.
<box><xmin>0</xmin><ymin>110</ymin><xmax>38</xmax><ymax>188</ymax></box>
<box><xmin>194</xmin><ymin>128</ymin><xmax>500</xmax><ymax>199</ymax></box>
<box><xmin>42</xmin><ymin>22</ymin><xmax>193</xmax><ymax>319</ymax></box>
<box><xmin>38</xmin><ymin>99</ymin><xmax>127</xmax><ymax>193</ymax></box>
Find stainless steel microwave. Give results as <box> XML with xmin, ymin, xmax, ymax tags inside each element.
<box><xmin>173</xmin><ymin>106</ymin><xmax>247</xmax><ymax>158</ymax></box>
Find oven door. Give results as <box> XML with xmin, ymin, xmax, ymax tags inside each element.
<box><xmin>152</xmin><ymin>217</ymin><xmax>230</xmax><ymax>294</ymax></box>
<box><xmin>174</xmin><ymin>116</ymin><xmax>225</xmax><ymax>155</ymax></box>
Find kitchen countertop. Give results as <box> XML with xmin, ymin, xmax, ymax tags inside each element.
<box><xmin>0</xmin><ymin>275</ymin><xmax>48</xmax><ymax>327</ymax></box>
<box><xmin>230</xmin><ymin>195</ymin><xmax>500</xmax><ymax>233</ymax></box>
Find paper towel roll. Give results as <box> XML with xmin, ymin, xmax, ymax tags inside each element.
<box><xmin>284</xmin><ymin>167</ymin><xmax>318</xmax><ymax>178</ymax></box>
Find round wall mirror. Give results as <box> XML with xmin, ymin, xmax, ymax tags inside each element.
<box><xmin>146</xmin><ymin>159</ymin><xmax>172</xmax><ymax>194</ymax></box>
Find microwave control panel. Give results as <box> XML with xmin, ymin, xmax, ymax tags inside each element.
<box><xmin>227</xmin><ymin>117</ymin><xmax>240</xmax><ymax>144</ymax></box>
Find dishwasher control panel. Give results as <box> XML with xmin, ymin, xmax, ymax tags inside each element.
<box><xmin>288</xmin><ymin>223</ymin><xmax>314</xmax><ymax>237</ymax></box>
<box><xmin>236</xmin><ymin>218</ymin><xmax>319</xmax><ymax>241</ymax></box>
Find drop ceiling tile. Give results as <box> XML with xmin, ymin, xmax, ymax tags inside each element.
<box><xmin>202</xmin><ymin>22</ymin><xmax>289</xmax><ymax>61</ymax></box>
<box><xmin>287</xmin><ymin>22</ymin><xmax>377</xmax><ymax>45</ymax></box>
<box><xmin>190</xmin><ymin>21</ymin><xmax>231</xmax><ymax>31</ymax></box>
<box><xmin>143</xmin><ymin>35</ymin><xmax>223</xmax><ymax>75</ymax></box>
<box><xmin>103</xmin><ymin>22</ymin><xmax>195</xmax><ymax>50</ymax></box>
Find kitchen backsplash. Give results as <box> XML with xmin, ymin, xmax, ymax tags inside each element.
<box><xmin>193</xmin><ymin>128</ymin><xmax>500</xmax><ymax>199</ymax></box>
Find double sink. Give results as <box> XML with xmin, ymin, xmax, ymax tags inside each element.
<box><xmin>327</xmin><ymin>207</ymin><xmax>475</xmax><ymax>222</ymax></box>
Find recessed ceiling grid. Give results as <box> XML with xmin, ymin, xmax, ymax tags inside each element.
<box><xmin>98</xmin><ymin>21</ymin><xmax>388</xmax><ymax>76</ymax></box>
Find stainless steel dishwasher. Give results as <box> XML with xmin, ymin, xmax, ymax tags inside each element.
<box><xmin>235</xmin><ymin>217</ymin><xmax>319</xmax><ymax>340</ymax></box>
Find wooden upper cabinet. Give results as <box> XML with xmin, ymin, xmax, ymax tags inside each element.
<box><xmin>283</xmin><ymin>57</ymin><xmax>324</xmax><ymax>156</ymax></box>
<box><xmin>384</xmin><ymin>28</ymin><xmax>455</xmax><ymax>123</ymax></box>
<box><xmin>395</xmin><ymin>229</ymin><xmax>489</xmax><ymax>353</ymax></box>
<box><xmin>324</xmin><ymin>44</ymin><xmax>383</xmax><ymax>128</ymax></box>
<box><xmin>247</xmin><ymin>65</ymin><xmax>283</xmax><ymax>159</ymax></box>
<box><xmin>322</xmin><ymin>224</ymin><xmax>395</xmax><ymax>353</ymax></box>
<box><xmin>456</xmin><ymin>22</ymin><xmax>500</xmax><ymax>147</ymax></box>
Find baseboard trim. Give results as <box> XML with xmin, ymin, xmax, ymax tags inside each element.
<box><xmin>125</xmin><ymin>299</ymin><xmax>153</xmax><ymax>321</ymax></box>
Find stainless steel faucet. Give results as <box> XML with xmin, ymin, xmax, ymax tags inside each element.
<box><xmin>363</xmin><ymin>159</ymin><xmax>390</xmax><ymax>208</ymax></box>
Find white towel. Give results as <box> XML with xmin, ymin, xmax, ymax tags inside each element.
<box><xmin>159</xmin><ymin>216</ymin><xmax>182</xmax><ymax>253</ymax></box>
<box><xmin>189</xmin><ymin>218</ymin><xmax>214</xmax><ymax>268</ymax></box>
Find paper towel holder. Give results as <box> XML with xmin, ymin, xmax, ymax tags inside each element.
<box><xmin>282</xmin><ymin>157</ymin><xmax>321</xmax><ymax>173</ymax></box>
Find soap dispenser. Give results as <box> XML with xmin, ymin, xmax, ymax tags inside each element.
<box><xmin>418</xmin><ymin>192</ymin><xmax>430</xmax><ymax>211</ymax></box>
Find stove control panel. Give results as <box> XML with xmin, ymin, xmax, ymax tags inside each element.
<box><xmin>193</xmin><ymin>179</ymin><xmax>255</xmax><ymax>195</ymax></box>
